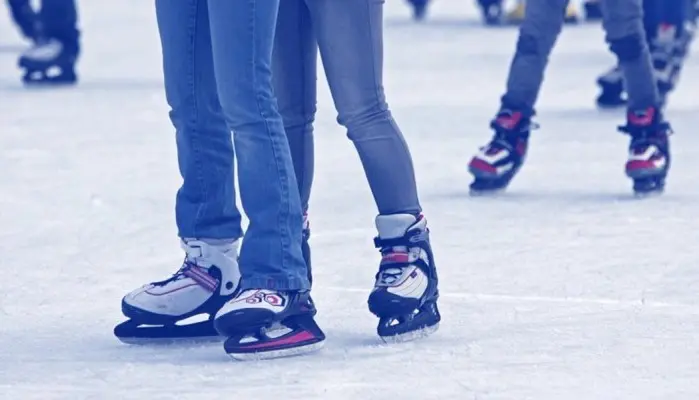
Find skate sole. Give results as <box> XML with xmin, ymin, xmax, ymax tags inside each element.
<box><xmin>226</xmin><ymin>339</ymin><xmax>325</xmax><ymax>361</ymax></box>
<box><xmin>379</xmin><ymin>322</ymin><xmax>440</xmax><ymax>344</ymax></box>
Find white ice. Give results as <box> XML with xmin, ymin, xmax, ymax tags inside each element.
<box><xmin>1</xmin><ymin>1</ymin><xmax>699</xmax><ymax>399</ymax></box>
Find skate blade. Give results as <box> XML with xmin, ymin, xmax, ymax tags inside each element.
<box><xmin>227</xmin><ymin>339</ymin><xmax>325</xmax><ymax>361</ymax></box>
<box><xmin>469</xmin><ymin>187</ymin><xmax>507</xmax><ymax>197</ymax></box>
<box><xmin>116</xmin><ymin>335</ymin><xmax>223</xmax><ymax>346</ymax></box>
<box><xmin>380</xmin><ymin>322</ymin><xmax>440</xmax><ymax>344</ymax></box>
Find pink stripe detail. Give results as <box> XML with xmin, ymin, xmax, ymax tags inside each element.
<box><xmin>383</xmin><ymin>252</ymin><xmax>410</xmax><ymax>264</ymax></box>
<box><xmin>240</xmin><ymin>330</ymin><xmax>316</xmax><ymax>350</ymax></box>
<box><xmin>183</xmin><ymin>267</ymin><xmax>218</xmax><ymax>292</ymax></box>
<box><xmin>469</xmin><ymin>158</ymin><xmax>497</xmax><ymax>175</ymax></box>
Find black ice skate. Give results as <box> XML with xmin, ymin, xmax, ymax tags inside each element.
<box><xmin>619</xmin><ymin>107</ymin><xmax>672</xmax><ymax>195</ymax></box>
<box><xmin>477</xmin><ymin>0</ymin><xmax>504</xmax><ymax>25</ymax></box>
<box><xmin>596</xmin><ymin>65</ymin><xmax>627</xmax><ymax>108</ymax></box>
<box><xmin>368</xmin><ymin>214</ymin><xmax>440</xmax><ymax>343</ymax></box>
<box><xmin>468</xmin><ymin>109</ymin><xmax>535</xmax><ymax>193</ymax></box>
<box><xmin>114</xmin><ymin>240</ymin><xmax>241</xmax><ymax>344</ymax></box>
<box><xmin>214</xmin><ymin>289</ymin><xmax>325</xmax><ymax>360</ymax></box>
<box><xmin>406</xmin><ymin>0</ymin><xmax>430</xmax><ymax>21</ymax></box>
<box><xmin>18</xmin><ymin>38</ymin><xmax>78</xmax><ymax>85</ymax></box>
<box><xmin>649</xmin><ymin>23</ymin><xmax>694</xmax><ymax>106</ymax></box>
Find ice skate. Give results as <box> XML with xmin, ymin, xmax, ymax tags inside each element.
<box><xmin>468</xmin><ymin>109</ymin><xmax>535</xmax><ymax>193</ymax></box>
<box><xmin>619</xmin><ymin>107</ymin><xmax>672</xmax><ymax>195</ymax></box>
<box><xmin>596</xmin><ymin>65</ymin><xmax>627</xmax><ymax>108</ymax></box>
<box><xmin>477</xmin><ymin>0</ymin><xmax>504</xmax><ymax>25</ymax></box>
<box><xmin>114</xmin><ymin>239</ymin><xmax>241</xmax><ymax>344</ymax></box>
<box><xmin>406</xmin><ymin>0</ymin><xmax>430</xmax><ymax>21</ymax></box>
<box><xmin>368</xmin><ymin>214</ymin><xmax>440</xmax><ymax>343</ymax></box>
<box><xmin>18</xmin><ymin>38</ymin><xmax>78</xmax><ymax>86</ymax></box>
<box><xmin>214</xmin><ymin>289</ymin><xmax>325</xmax><ymax>361</ymax></box>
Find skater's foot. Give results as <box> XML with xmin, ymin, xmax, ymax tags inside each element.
<box><xmin>468</xmin><ymin>109</ymin><xmax>534</xmax><ymax>193</ymax></box>
<box><xmin>620</xmin><ymin>107</ymin><xmax>672</xmax><ymax>195</ymax></box>
<box><xmin>215</xmin><ymin>289</ymin><xmax>325</xmax><ymax>360</ymax></box>
<box><xmin>596</xmin><ymin>65</ymin><xmax>626</xmax><ymax>108</ymax></box>
<box><xmin>369</xmin><ymin>214</ymin><xmax>440</xmax><ymax>343</ymax></box>
<box><xmin>114</xmin><ymin>239</ymin><xmax>241</xmax><ymax>343</ymax></box>
<box><xmin>18</xmin><ymin>38</ymin><xmax>79</xmax><ymax>85</ymax></box>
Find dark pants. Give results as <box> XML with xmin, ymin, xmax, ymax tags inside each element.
<box><xmin>7</xmin><ymin>0</ymin><xmax>79</xmax><ymax>49</ymax></box>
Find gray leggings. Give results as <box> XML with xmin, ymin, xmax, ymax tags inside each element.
<box><xmin>272</xmin><ymin>0</ymin><xmax>421</xmax><ymax>216</ymax></box>
<box><xmin>503</xmin><ymin>0</ymin><xmax>659</xmax><ymax>114</ymax></box>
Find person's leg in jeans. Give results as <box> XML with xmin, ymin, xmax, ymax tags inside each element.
<box><xmin>273</xmin><ymin>0</ymin><xmax>440</xmax><ymax>342</ymax></box>
<box><xmin>116</xmin><ymin>0</ymin><xmax>243</xmax><ymax>344</ymax></box>
<box><xmin>116</xmin><ymin>0</ymin><xmax>324</xmax><ymax>360</ymax></box>
<box><xmin>206</xmin><ymin>0</ymin><xmax>324</xmax><ymax>360</ymax></box>
<box><xmin>18</xmin><ymin>0</ymin><xmax>80</xmax><ymax>84</ymax></box>
<box><xmin>271</xmin><ymin>0</ymin><xmax>317</xmax><ymax>284</ymax></box>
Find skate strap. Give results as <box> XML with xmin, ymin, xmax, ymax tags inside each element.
<box><xmin>182</xmin><ymin>265</ymin><xmax>219</xmax><ymax>292</ymax></box>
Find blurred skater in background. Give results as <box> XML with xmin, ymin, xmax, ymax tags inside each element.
<box><xmin>467</xmin><ymin>0</ymin><xmax>673</xmax><ymax>196</ymax></box>
<box><xmin>596</xmin><ymin>0</ymin><xmax>696</xmax><ymax>107</ymax></box>
<box><xmin>7</xmin><ymin>0</ymin><xmax>81</xmax><ymax>85</ymax></box>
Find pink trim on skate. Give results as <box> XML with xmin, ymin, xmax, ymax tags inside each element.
<box><xmin>146</xmin><ymin>282</ymin><xmax>199</xmax><ymax>296</ymax></box>
<box><xmin>239</xmin><ymin>330</ymin><xmax>316</xmax><ymax>350</ymax></box>
<box><xmin>183</xmin><ymin>266</ymin><xmax>219</xmax><ymax>292</ymax></box>
<box><xmin>469</xmin><ymin>158</ymin><xmax>497</xmax><ymax>174</ymax></box>
<box><xmin>626</xmin><ymin>160</ymin><xmax>657</xmax><ymax>172</ymax></box>
<box><xmin>382</xmin><ymin>251</ymin><xmax>410</xmax><ymax>264</ymax></box>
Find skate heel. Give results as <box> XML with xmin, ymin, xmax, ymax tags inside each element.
<box><xmin>377</xmin><ymin>299</ymin><xmax>441</xmax><ymax>343</ymax></box>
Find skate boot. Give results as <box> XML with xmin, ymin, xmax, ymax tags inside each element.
<box><xmin>651</xmin><ymin>24</ymin><xmax>682</xmax><ymax>105</ymax></box>
<box><xmin>114</xmin><ymin>239</ymin><xmax>241</xmax><ymax>344</ymax></box>
<box><xmin>619</xmin><ymin>107</ymin><xmax>672</xmax><ymax>195</ymax></box>
<box><xmin>18</xmin><ymin>38</ymin><xmax>79</xmax><ymax>85</ymax></box>
<box><xmin>214</xmin><ymin>289</ymin><xmax>325</xmax><ymax>361</ymax></box>
<box><xmin>368</xmin><ymin>214</ymin><xmax>440</xmax><ymax>343</ymax></box>
<box><xmin>406</xmin><ymin>0</ymin><xmax>430</xmax><ymax>21</ymax></box>
<box><xmin>596</xmin><ymin>65</ymin><xmax>627</xmax><ymax>108</ymax></box>
<box><xmin>478</xmin><ymin>0</ymin><xmax>504</xmax><ymax>25</ymax></box>
<box><xmin>468</xmin><ymin>109</ymin><xmax>535</xmax><ymax>193</ymax></box>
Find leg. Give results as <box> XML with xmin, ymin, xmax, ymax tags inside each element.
<box><xmin>601</xmin><ymin>0</ymin><xmax>671</xmax><ymax>195</ymax></box>
<box><xmin>468</xmin><ymin>0</ymin><xmax>568</xmax><ymax>193</ymax></box>
<box><xmin>206</xmin><ymin>0</ymin><xmax>307</xmax><ymax>291</ymax></box>
<box><xmin>306</xmin><ymin>0</ymin><xmax>439</xmax><ymax>343</ymax></box>
<box><xmin>502</xmin><ymin>0</ymin><xmax>568</xmax><ymax>114</ymax></box>
<box><xmin>7</xmin><ymin>0</ymin><xmax>37</xmax><ymax>40</ymax></box>
<box><xmin>600</xmin><ymin>0</ymin><xmax>659</xmax><ymax>110</ymax></box>
<box><xmin>206</xmin><ymin>0</ymin><xmax>324</xmax><ymax>360</ymax></box>
<box><xmin>115</xmin><ymin>0</ymin><xmax>242</xmax><ymax>343</ymax></box>
<box><xmin>272</xmin><ymin>0</ymin><xmax>318</xmax><ymax>284</ymax></box>
<box><xmin>273</xmin><ymin>0</ymin><xmax>317</xmax><ymax>214</ymax></box>
<box><xmin>307</xmin><ymin>0</ymin><xmax>421</xmax><ymax>216</ymax></box>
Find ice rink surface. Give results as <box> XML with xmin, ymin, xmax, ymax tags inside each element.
<box><xmin>1</xmin><ymin>1</ymin><xmax>699</xmax><ymax>399</ymax></box>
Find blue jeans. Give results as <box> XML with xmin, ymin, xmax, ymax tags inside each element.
<box><xmin>272</xmin><ymin>0</ymin><xmax>422</xmax><ymax>216</ymax></box>
<box><xmin>155</xmin><ymin>0</ymin><xmax>309</xmax><ymax>291</ymax></box>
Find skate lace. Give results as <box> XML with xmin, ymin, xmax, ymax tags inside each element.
<box><xmin>373</xmin><ymin>231</ymin><xmax>429</xmax><ymax>285</ymax></box>
<box><xmin>486</xmin><ymin>115</ymin><xmax>537</xmax><ymax>150</ymax></box>
<box><xmin>150</xmin><ymin>260</ymin><xmax>219</xmax><ymax>293</ymax></box>
<box><xmin>151</xmin><ymin>260</ymin><xmax>195</xmax><ymax>287</ymax></box>
<box><xmin>619</xmin><ymin>121</ymin><xmax>672</xmax><ymax>147</ymax></box>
